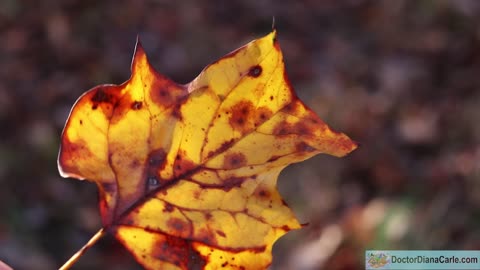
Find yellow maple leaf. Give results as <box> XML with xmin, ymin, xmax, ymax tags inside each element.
<box><xmin>58</xmin><ymin>30</ymin><xmax>357</xmax><ymax>270</ymax></box>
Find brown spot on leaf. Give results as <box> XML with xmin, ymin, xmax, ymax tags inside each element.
<box><xmin>148</xmin><ymin>149</ymin><xmax>167</xmax><ymax>166</ymax></box>
<box><xmin>131</xmin><ymin>101</ymin><xmax>142</xmax><ymax>110</ymax></box>
<box><xmin>144</xmin><ymin>149</ymin><xmax>167</xmax><ymax>192</ymax></box>
<box><xmin>216</xmin><ymin>230</ymin><xmax>226</xmax><ymax>238</ymax></box>
<box><xmin>272</xmin><ymin>121</ymin><xmax>294</xmax><ymax>135</ymax></box>
<box><xmin>151</xmin><ymin>234</ymin><xmax>206</xmax><ymax>269</ymax></box>
<box><xmin>150</xmin><ymin>80</ymin><xmax>187</xmax><ymax>108</ymax></box>
<box><xmin>91</xmin><ymin>88</ymin><xmax>113</xmax><ymax>103</ymax></box>
<box><xmin>154</xmin><ymin>87</ymin><xmax>173</xmax><ymax>105</ymax></box>
<box><xmin>248</xmin><ymin>65</ymin><xmax>262</xmax><ymax>77</ymax></box>
<box><xmin>257</xmin><ymin>189</ymin><xmax>269</xmax><ymax>198</ymax></box>
<box><xmin>197</xmin><ymin>228</ymin><xmax>217</xmax><ymax>246</ymax></box>
<box><xmin>272</xmin><ymin>119</ymin><xmax>315</xmax><ymax>137</ymax></box>
<box><xmin>172</xmin><ymin>102</ymin><xmax>183</xmax><ymax>120</ymax></box>
<box><xmin>222</xmin><ymin>177</ymin><xmax>245</xmax><ymax>191</ymax></box>
<box><xmin>229</xmin><ymin>101</ymin><xmax>254</xmax><ymax>132</ymax></box>
<box><xmin>223</xmin><ymin>152</ymin><xmax>247</xmax><ymax>169</ymax></box>
<box><xmin>294</xmin><ymin>122</ymin><xmax>314</xmax><ymax>136</ymax></box>
<box><xmin>267</xmin><ymin>155</ymin><xmax>281</xmax><ymax>162</ymax></box>
<box><xmin>254</xmin><ymin>106</ymin><xmax>273</xmax><ymax>127</ymax></box>
<box><xmin>89</xmin><ymin>86</ymin><xmax>121</xmax><ymax>114</ymax></box>
<box><xmin>163</xmin><ymin>203</ymin><xmax>174</xmax><ymax>213</ymax></box>
<box><xmin>193</xmin><ymin>190</ymin><xmax>201</xmax><ymax>199</ymax></box>
<box><xmin>281</xmin><ymin>100</ymin><xmax>302</xmax><ymax>115</ymax></box>
<box><xmin>208</xmin><ymin>139</ymin><xmax>235</xmax><ymax>158</ymax></box>
<box><xmin>174</xmin><ymin>150</ymin><xmax>196</xmax><ymax>177</ymax></box>
<box><xmin>130</xmin><ymin>158</ymin><xmax>141</xmax><ymax>167</ymax></box>
<box><xmin>296</xmin><ymin>142</ymin><xmax>316</xmax><ymax>152</ymax></box>
<box><xmin>109</xmin><ymin>93</ymin><xmax>136</xmax><ymax>125</ymax></box>
<box><xmin>167</xmin><ymin>218</ymin><xmax>188</xmax><ymax>234</ymax></box>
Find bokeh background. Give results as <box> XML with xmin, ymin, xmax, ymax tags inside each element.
<box><xmin>1</xmin><ymin>0</ymin><xmax>480</xmax><ymax>269</ymax></box>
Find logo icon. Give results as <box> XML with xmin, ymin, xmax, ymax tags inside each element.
<box><xmin>366</xmin><ymin>251</ymin><xmax>391</xmax><ymax>269</ymax></box>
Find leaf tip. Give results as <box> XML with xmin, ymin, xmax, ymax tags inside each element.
<box><xmin>131</xmin><ymin>36</ymin><xmax>147</xmax><ymax>72</ymax></box>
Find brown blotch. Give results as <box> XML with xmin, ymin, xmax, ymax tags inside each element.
<box><xmin>269</xmin><ymin>95</ymin><xmax>274</xmax><ymax>101</ymax></box>
<box><xmin>109</xmin><ymin>93</ymin><xmax>136</xmax><ymax>125</ymax></box>
<box><xmin>131</xmin><ymin>101</ymin><xmax>142</xmax><ymax>110</ymax></box>
<box><xmin>79</xmin><ymin>119</ymin><xmax>83</xmax><ymax>125</ymax></box>
<box><xmin>248</xmin><ymin>65</ymin><xmax>262</xmax><ymax>78</ymax></box>
<box><xmin>222</xmin><ymin>177</ymin><xmax>245</xmax><ymax>191</ymax></box>
<box><xmin>148</xmin><ymin>149</ymin><xmax>167</xmax><ymax>166</ymax></box>
<box><xmin>216</xmin><ymin>230</ymin><xmax>226</xmax><ymax>238</ymax></box>
<box><xmin>163</xmin><ymin>203</ymin><xmax>174</xmax><ymax>213</ymax></box>
<box><xmin>250</xmin><ymin>246</ymin><xmax>267</xmax><ymax>253</ymax></box>
<box><xmin>129</xmin><ymin>159</ymin><xmax>141</xmax><ymax>170</ymax></box>
<box><xmin>174</xmin><ymin>150</ymin><xmax>197</xmax><ymax>177</ymax></box>
<box><xmin>91</xmin><ymin>88</ymin><xmax>113</xmax><ymax>103</ymax></box>
<box><xmin>272</xmin><ymin>121</ymin><xmax>294</xmax><ymax>136</ymax></box>
<box><xmin>294</xmin><ymin>122</ymin><xmax>314</xmax><ymax>136</ymax></box>
<box><xmin>150</xmin><ymin>79</ymin><xmax>187</xmax><ymax>107</ymax></box>
<box><xmin>208</xmin><ymin>139</ymin><xmax>234</xmax><ymax>158</ymax></box>
<box><xmin>101</xmin><ymin>182</ymin><xmax>117</xmax><ymax>194</ymax></box>
<box><xmin>172</xmin><ymin>102</ymin><xmax>183</xmax><ymax>120</ymax></box>
<box><xmin>254</xmin><ymin>106</ymin><xmax>273</xmax><ymax>127</ymax></box>
<box><xmin>89</xmin><ymin>86</ymin><xmax>120</xmax><ymax>113</ymax></box>
<box><xmin>197</xmin><ymin>228</ymin><xmax>218</xmax><ymax>246</ymax></box>
<box><xmin>257</xmin><ymin>189</ymin><xmax>269</xmax><ymax>198</ymax></box>
<box><xmin>281</xmin><ymin>100</ymin><xmax>302</xmax><ymax>115</ymax></box>
<box><xmin>281</xmin><ymin>225</ymin><xmax>291</xmax><ymax>231</ymax></box>
<box><xmin>156</xmin><ymin>88</ymin><xmax>173</xmax><ymax>105</ymax></box>
<box><xmin>223</xmin><ymin>152</ymin><xmax>247</xmax><ymax>169</ymax></box>
<box><xmin>167</xmin><ymin>218</ymin><xmax>188</xmax><ymax>233</ymax></box>
<box><xmin>267</xmin><ymin>155</ymin><xmax>281</xmax><ymax>162</ymax></box>
<box><xmin>151</xmin><ymin>233</ymin><xmax>206</xmax><ymax>269</ymax></box>
<box><xmin>229</xmin><ymin>100</ymin><xmax>255</xmax><ymax>132</ymax></box>
<box><xmin>193</xmin><ymin>189</ymin><xmax>201</xmax><ymax>199</ymax></box>
<box><xmin>296</xmin><ymin>142</ymin><xmax>316</xmax><ymax>152</ymax></box>
<box><xmin>272</xmin><ymin>119</ymin><xmax>314</xmax><ymax>136</ymax></box>
<box><xmin>144</xmin><ymin>149</ymin><xmax>167</xmax><ymax>191</ymax></box>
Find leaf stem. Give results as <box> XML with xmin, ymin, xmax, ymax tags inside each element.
<box><xmin>59</xmin><ymin>228</ymin><xmax>106</xmax><ymax>270</ymax></box>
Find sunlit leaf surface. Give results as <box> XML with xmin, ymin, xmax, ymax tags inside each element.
<box><xmin>58</xmin><ymin>30</ymin><xmax>357</xmax><ymax>269</ymax></box>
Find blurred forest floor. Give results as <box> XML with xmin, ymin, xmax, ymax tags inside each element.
<box><xmin>1</xmin><ymin>0</ymin><xmax>480</xmax><ymax>269</ymax></box>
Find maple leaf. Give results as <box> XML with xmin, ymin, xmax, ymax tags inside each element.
<box><xmin>58</xmin><ymin>30</ymin><xmax>357</xmax><ymax>270</ymax></box>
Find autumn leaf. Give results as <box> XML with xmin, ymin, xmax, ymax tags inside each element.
<box><xmin>58</xmin><ymin>30</ymin><xmax>357</xmax><ymax>270</ymax></box>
